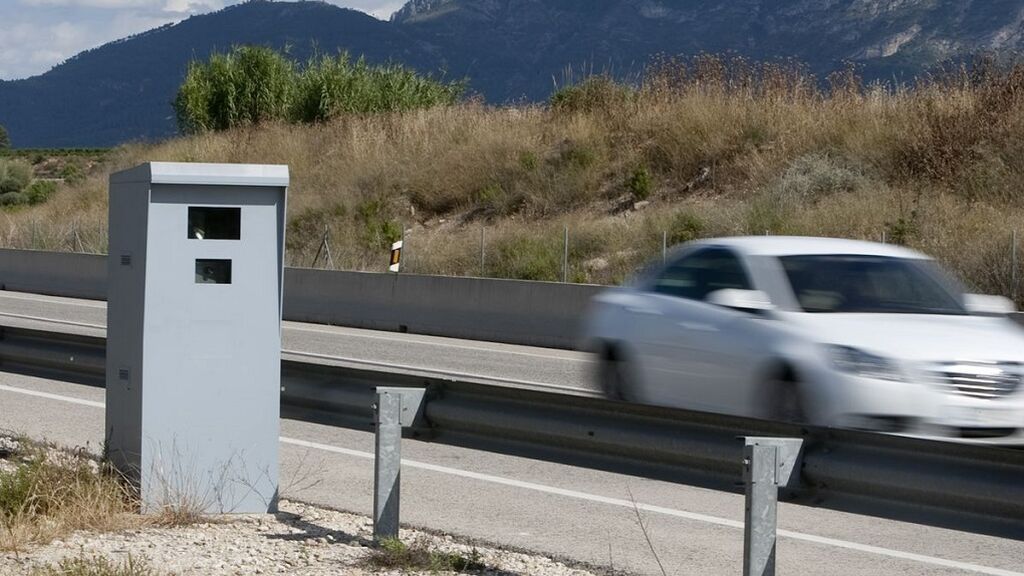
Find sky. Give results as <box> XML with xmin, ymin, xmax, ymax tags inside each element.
<box><xmin>0</xmin><ymin>0</ymin><xmax>406</xmax><ymax>81</ymax></box>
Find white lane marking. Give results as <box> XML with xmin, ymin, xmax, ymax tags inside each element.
<box><xmin>0</xmin><ymin>311</ymin><xmax>105</xmax><ymax>331</ymax></box>
<box><xmin>0</xmin><ymin>383</ymin><xmax>104</xmax><ymax>408</ymax></box>
<box><xmin>285</xmin><ymin>323</ymin><xmax>586</xmax><ymax>362</ymax></box>
<box><xmin>0</xmin><ymin>291</ymin><xmax>106</xmax><ymax>309</ymax></box>
<box><xmin>283</xmin><ymin>349</ymin><xmax>596</xmax><ymax>396</ymax></box>
<box><xmin>2</xmin><ymin>383</ymin><xmax>1018</xmax><ymax>576</ymax></box>
<box><xmin>282</xmin><ymin>437</ymin><xmax>1024</xmax><ymax>576</ymax></box>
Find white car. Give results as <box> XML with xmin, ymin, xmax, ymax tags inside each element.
<box><xmin>581</xmin><ymin>236</ymin><xmax>1024</xmax><ymax>444</ymax></box>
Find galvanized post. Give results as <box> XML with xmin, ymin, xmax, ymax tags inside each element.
<box><xmin>372</xmin><ymin>387</ymin><xmax>426</xmax><ymax>542</ymax></box>
<box><xmin>480</xmin><ymin>226</ymin><xmax>486</xmax><ymax>277</ymax></box>
<box><xmin>373</xmin><ymin>390</ymin><xmax>402</xmax><ymax>540</ymax></box>
<box><xmin>1012</xmin><ymin>230</ymin><xmax>1018</xmax><ymax>302</ymax></box>
<box><xmin>742</xmin><ymin>437</ymin><xmax>803</xmax><ymax>576</ymax></box>
<box><xmin>744</xmin><ymin>443</ymin><xmax>778</xmax><ymax>576</ymax></box>
<box><xmin>562</xmin><ymin>225</ymin><xmax>569</xmax><ymax>283</ymax></box>
<box><xmin>662</xmin><ymin>231</ymin><xmax>668</xmax><ymax>264</ymax></box>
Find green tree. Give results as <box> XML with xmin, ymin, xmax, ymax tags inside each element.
<box><xmin>0</xmin><ymin>124</ymin><xmax>10</xmax><ymax>151</ymax></box>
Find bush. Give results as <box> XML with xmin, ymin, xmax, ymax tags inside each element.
<box><xmin>174</xmin><ymin>46</ymin><xmax>296</xmax><ymax>133</ymax></box>
<box><xmin>365</xmin><ymin>538</ymin><xmax>484</xmax><ymax>572</ymax></box>
<box><xmin>668</xmin><ymin>211</ymin><xmax>704</xmax><ymax>245</ymax></box>
<box><xmin>32</xmin><ymin>554</ymin><xmax>159</xmax><ymax>576</ymax></box>
<box><xmin>0</xmin><ymin>158</ymin><xmax>32</xmax><ymax>194</ymax></box>
<box><xmin>60</xmin><ymin>162</ymin><xmax>85</xmax><ymax>185</ymax></box>
<box><xmin>0</xmin><ymin>192</ymin><xmax>28</xmax><ymax>207</ymax></box>
<box><xmin>490</xmin><ymin>234</ymin><xmax>560</xmax><ymax>281</ymax></box>
<box><xmin>290</xmin><ymin>54</ymin><xmax>463</xmax><ymax>123</ymax></box>
<box><xmin>628</xmin><ymin>166</ymin><xmax>653</xmax><ymax>200</ymax></box>
<box><xmin>26</xmin><ymin>180</ymin><xmax>57</xmax><ymax>205</ymax></box>
<box><xmin>175</xmin><ymin>46</ymin><xmax>463</xmax><ymax>133</ymax></box>
<box><xmin>0</xmin><ymin>124</ymin><xmax>10</xmax><ymax>151</ymax></box>
<box><xmin>550</xmin><ymin>75</ymin><xmax>634</xmax><ymax>113</ymax></box>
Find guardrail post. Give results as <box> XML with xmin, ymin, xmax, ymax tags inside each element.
<box><xmin>742</xmin><ymin>437</ymin><xmax>803</xmax><ymax>576</ymax></box>
<box><xmin>373</xmin><ymin>387</ymin><xmax>427</xmax><ymax>541</ymax></box>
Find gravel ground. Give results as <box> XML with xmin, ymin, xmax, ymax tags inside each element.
<box><xmin>0</xmin><ymin>499</ymin><xmax>606</xmax><ymax>576</ymax></box>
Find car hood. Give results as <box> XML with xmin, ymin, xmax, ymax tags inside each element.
<box><xmin>779</xmin><ymin>312</ymin><xmax>1024</xmax><ymax>363</ymax></box>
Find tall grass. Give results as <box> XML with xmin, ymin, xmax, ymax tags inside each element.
<box><xmin>6</xmin><ymin>54</ymin><xmax>1024</xmax><ymax>302</ymax></box>
<box><xmin>174</xmin><ymin>46</ymin><xmax>464</xmax><ymax>133</ymax></box>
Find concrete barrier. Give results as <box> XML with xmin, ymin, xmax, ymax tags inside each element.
<box><xmin>0</xmin><ymin>249</ymin><xmax>601</xmax><ymax>349</ymax></box>
<box><xmin>284</xmin><ymin>268</ymin><xmax>601</xmax><ymax>349</ymax></box>
<box><xmin>0</xmin><ymin>249</ymin><xmax>106</xmax><ymax>300</ymax></box>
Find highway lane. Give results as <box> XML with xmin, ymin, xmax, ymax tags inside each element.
<box><xmin>3</xmin><ymin>374</ymin><xmax>1023</xmax><ymax>576</ymax></box>
<box><xmin>0</xmin><ymin>290</ymin><xmax>595</xmax><ymax>395</ymax></box>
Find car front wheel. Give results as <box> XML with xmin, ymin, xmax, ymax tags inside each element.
<box><xmin>599</xmin><ymin>349</ymin><xmax>636</xmax><ymax>402</ymax></box>
<box><xmin>767</xmin><ymin>378</ymin><xmax>807</xmax><ymax>424</ymax></box>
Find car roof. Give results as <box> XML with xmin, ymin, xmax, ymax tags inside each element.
<box><xmin>689</xmin><ymin>236</ymin><xmax>930</xmax><ymax>259</ymax></box>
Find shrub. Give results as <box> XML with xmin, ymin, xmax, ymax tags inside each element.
<box><xmin>0</xmin><ymin>192</ymin><xmax>28</xmax><ymax>207</ymax></box>
<box><xmin>668</xmin><ymin>211</ymin><xmax>704</xmax><ymax>245</ymax></box>
<box><xmin>32</xmin><ymin>554</ymin><xmax>159</xmax><ymax>576</ymax></box>
<box><xmin>628</xmin><ymin>166</ymin><xmax>653</xmax><ymax>200</ymax></box>
<box><xmin>0</xmin><ymin>158</ymin><xmax>32</xmax><ymax>194</ymax></box>
<box><xmin>25</xmin><ymin>180</ymin><xmax>57</xmax><ymax>205</ymax></box>
<box><xmin>175</xmin><ymin>47</ymin><xmax>463</xmax><ymax>133</ymax></box>
<box><xmin>365</xmin><ymin>538</ymin><xmax>484</xmax><ymax>572</ymax></box>
<box><xmin>174</xmin><ymin>46</ymin><xmax>296</xmax><ymax>133</ymax></box>
<box><xmin>490</xmin><ymin>234</ymin><xmax>560</xmax><ymax>281</ymax></box>
<box><xmin>290</xmin><ymin>53</ymin><xmax>463</xmax><ymax>123</ymax></box>
<box><xmin>60</xmin><ymin>163</ymin><xmax>85</xmax><ymax>186</ymax></box>
<box><xmin>551</xmin><ymin>75</ymin><xmax>634</xmax><ymax>113</ymax></box>
<box><xmin>356</xmin><ymin>198</ymin><xmax>401</xmax><ymax>250</ymax></box>
<box><xmin>0</xmin><ymin>124</ymin><xmax>10</xmax><ymax>151</ymax></box>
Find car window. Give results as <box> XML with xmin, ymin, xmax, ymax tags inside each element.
<box><xmin>650</xmin><ymin>248</ymin><xmax>752</xmax><ymax>301</ymax></box>
<box><xmin>779</xmin><ymin>255</ymin><xmax>966</xmax><ymax>314</ymax></box>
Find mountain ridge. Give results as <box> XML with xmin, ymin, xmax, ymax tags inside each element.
<box><xmin>2</xmin><ymin>0</ymin><xmax>1023</xmax><ymax>147</ymax></box>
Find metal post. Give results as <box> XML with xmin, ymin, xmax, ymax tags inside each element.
<box><xmin>562</xmin><ymin>225</ymin><xmax>569</xmax><ymax>283</ymax></box>
<box><xmin>881</xmin><ymin>230</ymin><xmax>887</xmax><ymax>244</ymax></box>
<box><xmin>373</xmin><ymin>390</ymin><xmax>402</xmax><ymax>540</ymax></box>
<box><xmin>480</xmin><ymin>227</ymin><xmax>486</xmax><ymax>277</ymax></box>
<box><xmin>1012</xmin><ymin>230</ymin><xmax>1018</xmax><ymax>302</ymax></box>
<box><xmin>662</xmin><ymin>231</ymin><xmax>668</xmax><ymax>264</ymax></box>
<box><xmin>372</xmin><ymin>387</ymin><xmax>426</xmax><ymax>542</ymax></box>
<box><xmin>742</xmin><ymin>437</ymin><xmax>803</xmax><ymax>576</ymax></box>
<box><xmin>744</xmin><ymin>443</ymin><xmax>778</xmax><ymax>576</ymax></box>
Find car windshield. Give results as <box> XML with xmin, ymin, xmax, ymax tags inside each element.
<box><xmin>779</xmin><ymin>255</ymin><xmax>966</xmax><ymax>315</ymax></box>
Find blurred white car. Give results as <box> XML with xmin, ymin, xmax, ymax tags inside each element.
<box><xmin>581</xmin><ymin>236</ymin><xmax>1024</xmax><ymax>444</ymax></box>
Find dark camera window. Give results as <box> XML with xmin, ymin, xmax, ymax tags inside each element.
<box><xmin>188</xmin><ymin>207</ymin><xmax>240</xmax><ymax>240</ymax></box>
<box><xmin>195</xmin><ymin>259</ymin><xmax>232</xmax><ymax>284</ymax></box>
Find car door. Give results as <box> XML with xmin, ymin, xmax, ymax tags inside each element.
<box><xmin>637</xmin><ymin>248</ymin><xmax>760</xmax><ymax>413</ymax></box>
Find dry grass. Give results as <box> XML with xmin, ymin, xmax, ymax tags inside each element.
<box><xmin>30</xmin><ymin>554</ymin><xmax>162</xmax><ymax>576</ymax></box>
<box><xmin>3</xmin><ymin>55</ymin><xmax>1024</xmax><ymax>300</ymax></box>
<box><xmin>0</xmin><ymin>438</ymin><xmax>139</xmax><ymax>553</ymax></box>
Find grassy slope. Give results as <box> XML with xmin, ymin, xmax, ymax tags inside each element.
<box><xmin>3</xmin><ymin>61</ymin><xmax>1023</xmax><ymax>303</ymax></box>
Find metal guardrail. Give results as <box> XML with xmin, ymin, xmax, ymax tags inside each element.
<box><xmin>1</xmin><ymin>323</ymin><xmax>1023</xmax><ymax>536</ymax></box>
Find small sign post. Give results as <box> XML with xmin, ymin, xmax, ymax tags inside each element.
<box><xmin>389</xmin><ymin>240</ymin><xmax>403</xmax><ymax>273</ymax></box>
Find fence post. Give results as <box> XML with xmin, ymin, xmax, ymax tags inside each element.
<box><xmin>742</xmin><ymin>437</ymin><xmax>803</xmax><ymax>576</ymax></box>
<box><xmin>662</xmin><ymin>231</ymin><xmax>668</xmax><ymax>264</ymax></box>
<box><xmin>373</xmin><ymin>387</ymin><xmax>426</xmax><ymax>541</ymax></box>
<box><xmin>562</xmin><ymin>225</ymin><xmax>569</xmax><ymax>283</ymax></box>
<box><xmin>480</xmin><ymin>226</ymin><xmax>486</xmax><ymax>278</ymax></box>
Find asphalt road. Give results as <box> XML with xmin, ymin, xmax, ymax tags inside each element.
<box><xmin>0</xmin><ymin>290</ymin><xmax>594</xmax><ymax>394</ymax></box>
<box><xmin>1</xmin><ymin>289</ymin><xmax>1023</xmax><ymax>575</ymax></box>
<box><xmin>2</xmin><ymin>373</ymin><xmax>1023</xmax><ymax>576</ymax></box>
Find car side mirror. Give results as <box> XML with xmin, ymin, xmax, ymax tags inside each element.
<box><xmin>706</xmin><ymin>289</ymin><xmax>774</xmax><ymax>313</ymax></box>
<box><xmin>963</xmin><ymin>294</ymin><xmax>1016</xmax><ymax>316</ymax></box>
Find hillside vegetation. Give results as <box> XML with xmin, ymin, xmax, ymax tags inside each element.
<box><xmin>3</xmin><ymin>56</ymin><xmax>1024</xmax><ymax>302</ymax></box>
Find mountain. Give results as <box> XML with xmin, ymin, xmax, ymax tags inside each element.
<box><xmin>2</xmin><ymin>0</ymin><xmax>1023</xmax><ymax>147</ymax></box>
<box><xmin>0</xmin><ymin>1</ymin><xmax>439</xmax><ymax>148</ymax></box>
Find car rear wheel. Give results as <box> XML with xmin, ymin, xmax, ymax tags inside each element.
<box><xmin>768</xmin><ymin>378</ymin><xmax>807</xmax><ymax>424</ymax></box>
<box><xmin>600</xmin><ymin>348</ymin><xmax>635</xmax><ymax>402</ymax></box>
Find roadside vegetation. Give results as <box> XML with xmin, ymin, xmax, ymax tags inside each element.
<box><xmin>364</xmin><ymin>537</ymin><xmax>485</xmax><ymax>572</ymax></box>
<box><xmin>0</xmin><ymin>436</ymin><xmax>137</xmax><ymax>552</ymax></box>
<box><xmin>1</xmin><ymin>54</ymin><xmax>1023</xmax><ymax>303</ymax></box>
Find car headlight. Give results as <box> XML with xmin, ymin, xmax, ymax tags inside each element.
<box><xmin>827</xmin><ymin>345</ymin><xmax>903</xmax><ymax>382</ymax></box>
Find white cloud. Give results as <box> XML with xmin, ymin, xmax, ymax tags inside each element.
<box><xmin>0</xmin><ymin>0</ymin><xmax>408</xmax><ymax>80</ymax></box>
